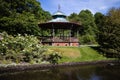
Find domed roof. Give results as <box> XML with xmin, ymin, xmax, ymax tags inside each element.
<box><xmin>49</xmin><ymin>17</ymin><xmax>69</xmax><ymax>22</ymax></box>
<box><xmin>53</xmin><ymin>11</ymin><xmax>66</xmax><ymax>16</ymax></box>
<box><xmin>49</xmin><ymin>10</ymin><xmax>69</xmax><ymax>22</ymax></box>
<box><xmin>48</xmin><ymin>5</ymin><xmax>69</xmax><ymax>22</ymax></box>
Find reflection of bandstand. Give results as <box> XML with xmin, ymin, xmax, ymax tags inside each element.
<box><xmin>38</xmin><ymin>8</ymin><xmax>82</xmax><ymax>46</ymax></box>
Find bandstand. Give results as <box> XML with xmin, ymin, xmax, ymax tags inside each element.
<box><xmin>38</xmin><ymin>8</ymin><xmax>82</xmax><ymax>46</ymax></box>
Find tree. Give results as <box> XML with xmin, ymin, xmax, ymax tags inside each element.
<box><xmin>78</xmin><ymin>10</ymin><xmax>98</xmax><ymax>44</ymax></box>
<box><xmin>68</xmin><ymin>10</ymin><xmax>98</xmax><ymax>44</ymax></box>
<box><xmin>0</xmin><ymin>0</ymin><xmax>52</xmax><ymax>35</ymax></box>
<box><xmin>96</xmin><ymin>8</ymin><xmax>120</xmax><ymax>58</ymax></box>
<box><xmin>94</xmin><ymin>12</ymin><xmax>105</xmax><ymax>43</ymax></box>
<box><xmin>94</xmin><ymin>12</ymin><xmax>105</xmax><ymax>28</ymax></box>
<box><xmin>0</xmin><ymin>12</ymin><xmax>40</xmax><ymax>35</ymax></box>
<box><xmin>79</xmin><ymin>10</ymin><xmax>97</xmax><ymax>35</ymax></box>
<box><xmin>68</xmin><ymin>13</ymin><xmax>80</xmax><ymax>24</ymax></box>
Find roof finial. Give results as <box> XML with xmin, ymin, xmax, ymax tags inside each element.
<box><xmin>58</xmin><ymin>4</ymin><xmax>61</xmax><ymax>11</ymax></box>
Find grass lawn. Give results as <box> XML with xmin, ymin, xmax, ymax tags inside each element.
<box><xmin>48</xmin><ymin>46</ymin><xmax>113</xmax><ymax>63</ymax></box>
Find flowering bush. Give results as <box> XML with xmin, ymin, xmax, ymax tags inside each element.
<box><xmin>0</xmin><ymin>32</ymin><xmax>61</xmax><ymax>64</ymax></box>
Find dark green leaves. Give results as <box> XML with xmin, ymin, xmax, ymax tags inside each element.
<box><xmin>96</xmin><ymin>8</ymin><xmax>120</xmax><ymax>58</ymax></box>
<box><xmin>0</xmin><ymin>0</ymin><xmax>51</xmax><ymax>35</ymax></box>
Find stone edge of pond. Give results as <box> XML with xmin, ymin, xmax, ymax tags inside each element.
<box><xmin>0</xmin><ymin>60</ymin><xmax>119</xmax><ymax>74</ymax></box>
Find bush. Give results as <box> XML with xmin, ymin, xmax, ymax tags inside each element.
<box><xmin>80</xmin><ymin>34</ymin><xmax>96</xmax><ymax>44</ymax></box>
<box><xmin>0</xmin><ymin>32</ymin><xmax>61</xmax><ymax>64</ymax></box>
<box><xmin>42</xmin><ymin>49</ymin><xmax>62</xmax><ymax>64</ymax></box>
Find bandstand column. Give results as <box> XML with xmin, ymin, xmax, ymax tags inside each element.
<box><xmin>52</xmin><ymin>24</ymin><xmax>55</xmax><ymax>42</ymax></box>
<box><xmin>52</xmin><ymin>28</ymin><xmax>55</xmax><ymax>41</ymax></box>
<box><xmin>62</xmin><ymin>29</ymin><xmax>64</xmax><ymax>40</ymax></box>
<box><xmin>77</xmin><ymin>30</ymin><xmax>79</xmax><ymax>38</ymax></box>
<box><xmin>69</xmin><ymin>29</ymin><xmax>71</xmax><ymax>42</ymax></box>
<box><xmin>69</xmin><ymin>28</ymin><xmax>72</xmax><ymax>46</ymax></box>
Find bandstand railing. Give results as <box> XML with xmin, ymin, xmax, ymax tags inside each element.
<box><xmin>39</xmin><ymin>36</ymin><xmax>79</xmax><ymax>42</ymax></box>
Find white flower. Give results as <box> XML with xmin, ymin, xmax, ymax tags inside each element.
<box><xmin>2</xmin><ymin>44</ymin><xmax>4</xmax><ymax>46</ymax></box>
<box><xmin>1</xmin><ymin>53</ymin><xmax>3</xmax><ymax>55</ymax></box>
<box><xmin>22</xmin><ymin>50</ymin><xmax>25</xmax><ymax>52</ymax></box>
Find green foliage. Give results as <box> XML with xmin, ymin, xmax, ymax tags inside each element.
<box><xmin>42</xmin><ymin>49</ymin><xmax>62</xmax><ymax>64</ymax></box>
<box><xmin>79</xmin><ymin>10</ymin><xmax>98</xmax><ymax>36</ymax></box>
<box><xmin>0</xmin><ymin>32</ymin><xmax>61</xmax><ymax>64</ymax></box>
<box><xmin>94</xmin><ymin>12</ymin><xmax>105</xmax><ymax>28</ymax></box>
<box><xmin>96</xmin><ymin>8</ymin><xmax>120</xmax><ymax>58</ymax></box>
<box><xmin>68</xmin><ymin>10</ymin><xmax>98</xmax><ymax>44</ymax></box>
<box><xmin>0</xmin><ymin>0</ymin><xmax>52</xmax><ymax>35</ymax></box>
<box><xmin>0</xmin><ymin>12</ymin><xmax>40</xmax><ymax>35</ymax></box>
<box><xmin>68</xmin><ymin>13</ymin><xmax>80</xmax><ymax>24</ymax></box>
<box><xmin>80</xmin><ymin>34</ymin><xmax>96</xmax><ymax>44</ymax></box>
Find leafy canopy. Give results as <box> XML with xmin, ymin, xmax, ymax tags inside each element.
<box><xmin>68</xmin><ymin>10</ymin><xmax>98</xmax><ymax>44</ymax></box>
<box><xmin>96</xmin><ymin>8</ymin><xmax>120</xmax><ymax>58</ymax></box>
<box><xmin>0</xmin><ymin>0</ymin><xmax>52</xmax><ymax>35</ymax></box>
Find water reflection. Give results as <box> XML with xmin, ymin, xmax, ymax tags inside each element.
<box><xmin>0</xmin><ymin>64</ymin><xmax>120</xmax><ymax>80</ymax></box>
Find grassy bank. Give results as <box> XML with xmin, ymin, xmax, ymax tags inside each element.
<box><xmin>49</xmin><ymin>46</ymin><xmax>113</xmax><ymax>63</ymax></box>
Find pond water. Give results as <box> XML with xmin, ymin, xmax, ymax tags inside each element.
<box><xmin>0</xmin><ymin>63</ymin><xmax>120</xmax><ymax>80</ymax></box>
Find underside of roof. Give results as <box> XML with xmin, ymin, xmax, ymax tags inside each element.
<box><xmin>38</xmin><ymin>22</ymin><xmax>82</xmax><ymax>30</ymax></box>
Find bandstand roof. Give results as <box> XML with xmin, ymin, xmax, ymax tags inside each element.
<box><xmin>38</xmin><ymin>7</ymin><xmax>82</xmax><ymax>30</ymax></box>
<box><xmin>49</xmin><ymin>17</ymin><xmax>69</xmax><ymax>22</ymax></box>
<box><xmin>49</xmin><ymin>11</ymin><xmax>69</xmax><ymax>22</ymax></box>
<box><xmin>52</xmin><ymin>11</ymin><xmax>66</xmax><ymax>17</ymax></box>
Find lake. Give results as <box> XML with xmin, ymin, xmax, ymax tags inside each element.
<box><xmin>0</xmin><ymin>63</ymin><xmax>120</xmax><ymax>80</ymax></box>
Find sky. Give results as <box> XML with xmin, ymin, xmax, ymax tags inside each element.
<box><xmin>38</xmin><ymin>0</ymin><xmax>120</xmax><ymax>15</ymax></box>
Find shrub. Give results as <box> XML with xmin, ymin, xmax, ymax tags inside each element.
<box><xmin>80</xmin><ymin>34</ymin><xmax>96</xmax><ymax>44</ymax></box>
<box><xmin>0</xmin><ymin>32</ymin><xmax>62</xmax><ymax>64</ymax></box>
<box><xmin>42</xmin><ymin>49</ymin><xmax>62</xmax><ymax>64</ymax></box>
